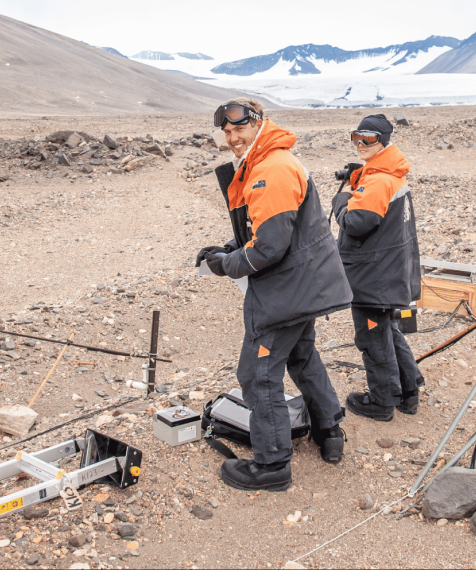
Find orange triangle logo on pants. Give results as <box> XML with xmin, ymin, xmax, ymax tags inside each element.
<box><xmin>368</xmin><ymin>319</ymin><xmax>378</xmax><ymax>330</ymax></box>
<box><xmin>258</xmin><ymin>346</ymin><xmax>270</xmax><ymax>358</ymax></box>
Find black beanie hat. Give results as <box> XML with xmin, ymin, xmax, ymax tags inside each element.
<box><xmin>356</xmin><ymin>114</ymin><xmax>393</xmax><ymax>145</ymax></box>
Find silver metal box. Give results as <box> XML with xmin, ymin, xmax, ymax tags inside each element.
<box><xmin>152</xmin><ymin>406</ymin><xmax>201</xmax><ymax>447</ymax></box>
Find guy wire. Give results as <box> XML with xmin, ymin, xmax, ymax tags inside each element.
<box><xmin>290</xmin><ymin>491</ymin><xmax>417</xmax><ymax>565</ymax></box>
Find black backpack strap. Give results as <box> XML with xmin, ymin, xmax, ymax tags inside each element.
<box><xmin>205</xmin><ymin>437</ymin><xmax>238</xmax><ymax>460</ymax></box>
<box><xmin>204</xmin><ymin>423</ymin><xmax>238</xmax><ymax>460</ymax></box>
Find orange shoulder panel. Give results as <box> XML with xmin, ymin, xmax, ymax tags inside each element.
<box><xmin>243</xmin><ymin>151</ymin><xmax>308</xmax><ymax>247</ymax></box>
<box><xmin>347</xmin><ymin>173</ymin><xmax>405</xmax><ymax>217</ymax></box>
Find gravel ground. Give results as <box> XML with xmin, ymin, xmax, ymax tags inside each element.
<box><xmin>0</xmin><ymin>106</ymin><xmax>475</xmax><ymax>569</ymax></box>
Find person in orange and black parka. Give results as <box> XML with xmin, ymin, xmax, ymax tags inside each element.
<box><xmin>196</xmin><ymin>98</ymin><xmax>353</xmax><ymax>492</ymax></box>
<box><xmin>332</xmin><ymin>114</ymin><xmax>424</xmax><ymax>422</ymax></box>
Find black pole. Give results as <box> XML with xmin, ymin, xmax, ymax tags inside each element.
<box><xmin>0</xmin><ymin>328</ymin><xmax>172</xmax><ymax>363</ymax></box>
<box><xmin>148</xmin><ymin>310</ymin><xmax>160</xmax><ymax>395</ymax></box>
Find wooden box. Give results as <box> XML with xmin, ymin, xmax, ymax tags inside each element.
<box><xmin>417</xmin><ymin>276</ymin><xmax>476</xmax><ymax>316</ymax></box>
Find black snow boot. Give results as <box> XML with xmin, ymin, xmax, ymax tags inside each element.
<box><xmin>219</xmin><ymin>458</ymin><xmax>292</xmax><ymax>492</ymax></box>
<box><xmin>346</xmin><ymin>391</ymin><xmax>394</xmax><ymax>422</ymax></box>
<box><xmin>312</xmin><ymin>425</ymin><xmax>346</xmax><ymax>464</ymax></box>
<box><xmin>396</xmin><ymin>389</ymin><xmax>419</xmax><ymax>415</ymax></box>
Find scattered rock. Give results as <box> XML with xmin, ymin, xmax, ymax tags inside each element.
<box><xmin>69</xmin><ymin>534</ymin><xmax>87</xmax><ymax>548</ymax></box>
<box><xmin>23</xmin><ymin>506</ymin><xmax>49</xmax><ymax>520</ymax></box>
<box><xmin>394</xmin><ymin>112</ymin><xmax>410</xmax><ymax>126</ymax></box>
<box><xmin>58</xmin><ymin>154</ymin><xmax>71</xmax><ymax>166</ymax></box>
<box><xmin>117</xmin><ymin>524</ymin><xmax>137</xmax><ymax>538</ymax></box>
<box><xmin>422</xmin><ymin>467</ymin><xmax>476</xmax><ymax>519</ymax></box>
<box><xmin>144</xmin><ymin>143</ymin><xmax>165</xmax><ymax>157</ymax></box>
<box><xmin>0</xmin><ymin>405</ymin><xmax>38</xmax><ymax>436</ymax></box>
<box><xmin>26</xmin><ymin>553</ymin><xmax>40</xmax><ymax>565</ymax></box>
<box><xmin>376</xmin><ymin>438</ymin><xmax>394</xmax><ymax>449</ymax></box>
<box><xmin>282</xmin><ymin>562</ymin><xmax>306</xmax><ymax>570</ymax></box>
<box><xmin>355</xmin><ymin>447</ymin><xmax>369</xmax><ymax>455</ymax></box>
<box><xmin>359</xmin><ymin>495</ymin><xmax>374</xmax><ymax>510</ymax></box>
<box><xmin>191</xmin><ymin>504</ymin><xmax>213</xmax><ymax>520</ymax></box>
<box><xmin>126</xmin><ymin>541</ymin><xmax>139</xmax><ymax>551</ymax></box>
<box><xmin>0</xmin><ymin>539</ymin><xmax>11</xmax><ymax>548</ymax></box>
<box><xmin>104</xmin><ymin>513</ymin><xmax>114</xmax><ymax>524</ymax></box>
<box><xmin>65</xmin><ymin>132</ymin><xmax>83</xmax><ymax>148</ymax></box>
<box><xmin>104</xmin><ymin>134</ymin><xmax>119</xmax><ymax>149</ymax></box>
<box><xmin>207</xmin><ymin>497</ymin><xmax>219</xmax><ymax>509</ymax></box>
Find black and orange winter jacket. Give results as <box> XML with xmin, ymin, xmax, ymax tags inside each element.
<box><xmin>332</xmin><ymin>144</ymin><xmax>421</xmax><ymax>309</ymax></box>
<box><xmin>215</xmin><ymin>119</ymin><xmax>353</xmax><ymax>340</ymax></box>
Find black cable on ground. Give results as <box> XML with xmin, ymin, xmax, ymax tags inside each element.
<box><xmin>0</xmin><ymin>396</ymin><xmax>141</xmax><ymax>452</ymax></box>
<box><xmin>0</xmin><ymin>329</ymin><xmax>172</xmax><ymax>363</ymax></box>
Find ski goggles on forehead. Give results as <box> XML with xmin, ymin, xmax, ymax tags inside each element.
<box><xmin>351</xmin><ymin>131</ymin><xmax>382</xmax><ymax>147</ymax></box>
<box><xmin>214</xmin><ymin>103</ymin><xmax>263</xmax><ymax>128</ymax></box>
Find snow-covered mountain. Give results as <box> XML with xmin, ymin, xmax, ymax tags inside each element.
<box><xmin>418</xmin><ymin>32</ymin><xmax>476</xmax><ymax>74</ymax></box>
<box><xmin>132</xmin><ymin>51</ymin><xmax>213</xmax><ymax>60</ymax></box>
<box><xmin>211</xmin><ymin>36</ymin><xmax>459</xmax><ymax>77</ymax></box>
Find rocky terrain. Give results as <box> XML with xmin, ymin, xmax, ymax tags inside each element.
<box><xmin>0</xmin><ymin>105</ymin><xmax>475</xmax><ymax>570</ymax></box>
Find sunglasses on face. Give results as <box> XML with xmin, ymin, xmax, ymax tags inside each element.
<box><xmin>351</xmin><ymin>131</ymin><xmax>382</xmax><ymax>147</ymax></box>
<box><xmin>214</xmin><ymin>103</ymin><xmax>263</xmax><ymax>128</ymax></box>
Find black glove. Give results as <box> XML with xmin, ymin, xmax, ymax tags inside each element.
<box><xmin>204</xmin><ymin>252</ymin><xmax>226</xmax><ymax>277</ymax></box>
<box><xmin>196</xmin><ymin>246</ymin><xmax>228</xmax><ymax>267</ymax></box>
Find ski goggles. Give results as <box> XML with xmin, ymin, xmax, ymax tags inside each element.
<box><xmin>351</xmin><ymin>131</ymin><xmax>383</xmax><ymax>147</ymax></box>
<box><xmin>214</xmin><ymin>103</ymin><xmax>263</xmax><ymax>128</ymax></box>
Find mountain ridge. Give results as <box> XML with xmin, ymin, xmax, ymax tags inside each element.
<box><xmin>417</xmin><ymin>31</ymin><xmax>476</xmax><ymax>74</ymax></box>
<box><xmin>211</xmin><ymin>36</ymin><xmax>460</xmax><ymax>76</ymax></box>
<box><xmin>132</xmin><ymin>51</ymin><xmax>213</xmax><ymax>61</ymax></box>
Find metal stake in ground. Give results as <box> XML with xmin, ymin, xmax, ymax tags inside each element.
<box><xmin>408</xmin><ymin>380</ymin><xmax>476</xmax><ymax>496</ymax></box>
<box><xmin>148</xmin><ymin>310</ymin><xmax>160</xmax><ymax>395</ymax></box>
<box><xmin>28</xmin><ymin>330</ymin><xmax>76</xmax><ymax>408</ymax></box>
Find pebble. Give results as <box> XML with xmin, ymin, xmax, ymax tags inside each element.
<box><xmin>207</xmin><ymin>497</ymin><xmax>219</xmax><ymax>509</ymax></box>
<box><xmin>437</xmin><ymin>518</ymin><xmax>449</xmax><ymax>527</ymax></box>
<box><xmin>191</xmin><ymin>504</ymin><xmax>213</xmax><ymax>520</ymax></box>
<box><xmin>389</xmin><ymin>471</ymin><xmax>403</xmax><ymax>477</ymax></box>
<box><xmin>23</xmin><ymin>506</ymin><xmax>49</xmax><ymax>520</ymax></box>
<box><xmin>104</xmin><ymin>513</ymin><xmax>114</xmax><ymax>524</ymax></box>
<box><xmin>0</xmin><ymin>539</ymin><xmax>11</xmax><ymax>548</ymax></box>
<box><xmin>26</xmin><ymin>553</ymin><xmax>40</xmax><ymax>565</ymax></box>
<box><xmin>117</xmin><ymin>523</ymin><xmax>137</xmax><ymax>537</ymax></box>
<box><xmin>69</xmin><ymin>534</ymin><xmax>87</xmax><ymax>548</ymax></box>
<box><xmin>376</xmin><ymin>438</ymin><xmax>394</xmax><ymax>449</ymax></box>
<box><xmin>92</xmin><ymin>297</ymin><xmax>105</xmax><ymax>304</ymax></box>
<box><xmin>126</xmin><ymin>541</ymin><xmax>139</xmax><ymax>551</ymax></box>
<box><xmin>355</xmin><ymin>447</ymin><xmax>369</xmax><ymax>455</ymax></box>
<box><xmin>359</xmin><ymin>494</ymin><xmax>374</xmax><ymax>510</ymax></box>
<box><xmin>94</xmin><ymin>493</ymin><xmax>109</xmax><ymax>503</ymax></box>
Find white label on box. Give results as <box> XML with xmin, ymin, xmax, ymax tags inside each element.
<box><xmin>178</xmin><ymin>425</ymin><xmax>196</xmax><ymax>442</ymax></box>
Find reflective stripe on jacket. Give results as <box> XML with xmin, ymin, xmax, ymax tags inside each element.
<box><xmin>332</xmin><ymin>144</ymin><xmax>421</xmax><ymax>308</ymax></box>
<box><xmin>215</xmin><ymin>119</ymin><xmax>353</xmax><ymax>340</ymax></box>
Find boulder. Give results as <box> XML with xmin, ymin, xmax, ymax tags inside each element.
<box><xmin>394</xmin><ymin>112</ymin><xmax>410</xmax><ymax>126</ymax></box>
<box><xmin>422</xmin><ymin>467</ymin><xmax>476</xmax><ymax>519</ymax></box>
<box><xmin>0</xmin><ymin>405</ymin><xmax>38</xmax><ymax>436</ymax></box>
<box><xmin>58</xmin><ymin>154</ymin><xmax>71</xmax><ymax>166</ymax></box>
<box><xmin>46</xmin><ymin>131</ymin><xmax>91</xmax><ymax>144</ymax></box>
<box><xmin>144</xmin><ymin>143</ymin><xmax>165</xmax><ymax>157</ymax></box>
<box><xmin>103</xmin><ymin>134</ymin><xmax>119</xmax><ymax>149</ymax></box>
<box><xmin>64</xmin><ymin>132</ymin><xmax>83</xmax><ymax>148</ymax></box>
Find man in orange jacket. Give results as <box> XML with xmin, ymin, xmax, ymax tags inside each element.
<box><xmin>332</xmin><ymin>114</ymin><xmax>424</xmax><ymax>422</ymax></box>
<box><xmin>196</xmin><ymin>98</ymin><xmax>353</xmax><ymax>491</ymax></box>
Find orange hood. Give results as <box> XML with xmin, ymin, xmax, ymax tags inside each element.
<box><xmin>239</xmin><ymin>119</ymin><xmax>296</xmax><ymax>173</ymax></box>
<box><xmin>351</xmin><ymin>144</ymin><xmax>410</xmax><ymax>187</ymax></box>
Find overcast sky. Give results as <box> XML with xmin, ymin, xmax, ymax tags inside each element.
<box><xmin>1</xmin><ymin>0</ymin><xmax>475</xmax><ymax>61</ymax></box>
